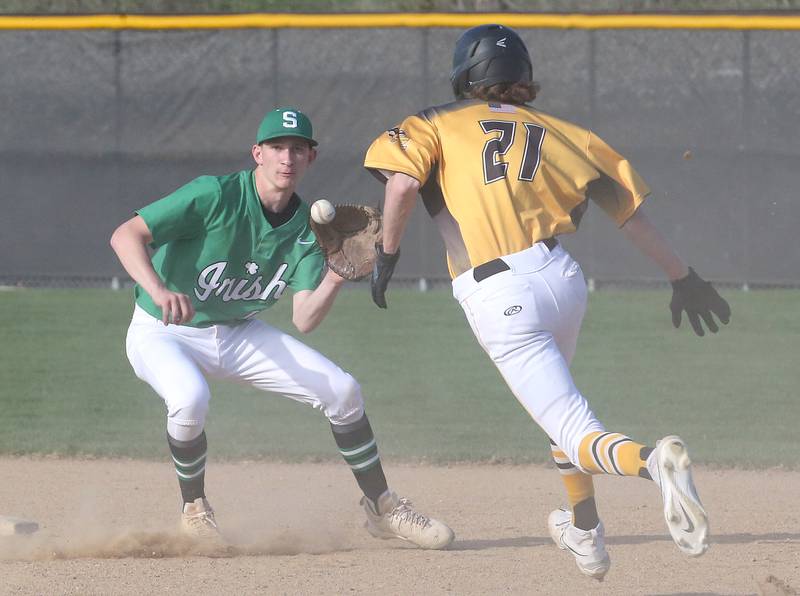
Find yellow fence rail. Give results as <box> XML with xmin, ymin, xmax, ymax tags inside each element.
<box><xmin>1</xmin><ymin>13</ymin><xmax>800</xmax><ymax>30</ymax></box>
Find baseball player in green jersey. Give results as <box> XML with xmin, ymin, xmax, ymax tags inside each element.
<box><xmin>110</xmin><ymin>107</ymin><xmax>454</xmax><ymax>549</ymax></box>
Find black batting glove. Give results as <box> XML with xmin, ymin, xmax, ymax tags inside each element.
<box><xmin>669</xmin><ymin>267</ymin><xmax>731</xmax><ymax>336</ymax></box>
<box><xmin>371</xmin><ymin>243</ymin><xmax>400</xmax><ymax>309</ymax></box>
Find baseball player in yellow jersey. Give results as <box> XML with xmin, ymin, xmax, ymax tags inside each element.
<box><xmin>365</xmin><ymin>25</ymin><xmax>731</xmax><ymax>579</ymax></box>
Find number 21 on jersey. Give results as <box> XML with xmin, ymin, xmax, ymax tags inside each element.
<box><xmin>480</xmin><ymin>120</ymin><xmax>546</xmax><ymax>185</ymax></box>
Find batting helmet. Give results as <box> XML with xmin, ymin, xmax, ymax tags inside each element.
<box><xmin>450</xmin><ymin>24</ymin><xmax>532</xmax><ymax>99</ymax></box>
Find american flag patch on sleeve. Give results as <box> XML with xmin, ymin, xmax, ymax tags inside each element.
<box><xmin>488</xmin><ymin>103</ymin><xmax>517</xmax><ymax>113</ymax></box>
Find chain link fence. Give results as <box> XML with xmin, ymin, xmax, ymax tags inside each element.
<box><xmin>1</xmin><ymin>24</ymin><xmax>798</xmax><ymax>288</ymax></box>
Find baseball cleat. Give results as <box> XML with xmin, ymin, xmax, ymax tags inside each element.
<box><xmin>647</xmin><ymin>435</ymin><xmax>709</xmax><ymax>557</ymax></box>
<box><xmin>180</xmin><ymin>497</ymin><xmax>222</xmax><ymax>540</ymax></box>
<box><xmin>361</xmin><ymin>490</ymin><xmax>455</xmax><ymax>550</ymax></box>
<box><xmin>548</xmin><ymin>507</ymin><xmax>611</xmax><ymax>580</ymax></box>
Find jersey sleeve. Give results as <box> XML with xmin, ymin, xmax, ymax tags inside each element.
<box><xmin>585</xmin><ymin>132</ymin><xmax>651</xmax><ymax>226</ymax></box>
<box><xmin>363</xmin><ymin>113</ymin><xmax>440</xmax><ymax>185</ymax></box>
<box><xmin>288</xmin><ymin>245</ymin><xmax>325</xmax><ymax>292</ymax></box>
<box><xmin>136</xmin><ymin>176</ymin><xmax>221</xmax><ymax>248</ymax></box>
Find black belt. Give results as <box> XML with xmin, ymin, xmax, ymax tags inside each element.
<box><xmin>473</xmin><ymin>238</ymin><xmax>558</xmax><ymax>282</ymax></box>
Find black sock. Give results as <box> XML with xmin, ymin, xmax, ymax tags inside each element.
<box><xmin>573</xmin><ymin>497</ymin><xmax>600</xmax><ymax>531</ymax></box>
<box><xmin>638</xmin><ymin>446</ymin><xmax>655</xmax><ymax>480</ymax></box>
<box><xmin>331</xmin><ymin>414</ymin><xmax>388</xmax><ymax>506</ymax></box>
<box><xmin>168</xmin><ymin>431</ymin><xmax>207</xmax><ymax>504</ymax></box>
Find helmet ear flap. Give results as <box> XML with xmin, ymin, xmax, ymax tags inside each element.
<box><xmin>451</xmin><ymin>69</ymin><xmax>469</xmax><ymax>98</ymax></box>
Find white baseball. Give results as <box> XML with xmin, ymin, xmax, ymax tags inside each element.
<box><xmin>310</xmin><ymin>199</ymin><xmax>336</xmax><ymax>224</ymax></box>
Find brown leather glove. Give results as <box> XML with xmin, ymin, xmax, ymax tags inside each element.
<box><xmin>310</xmin><ymin>204</ymin><xmax>383</xmax><ymax>281</ymax></box>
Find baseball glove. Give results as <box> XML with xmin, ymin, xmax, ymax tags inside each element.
<box><xmin>310</xmin><ymin>204</ymin><xmax>383</xmax><ymax>281</ymax></box>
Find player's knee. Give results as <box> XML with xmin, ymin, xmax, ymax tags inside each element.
<box><xmin>564</xmin><ymin>425</ymin><xmax>607</xmax><ymax>472</ymax></box>
<box><xmin>165</xmin><ymin>383</ymin><xmax>210</xmax><ymax>431</ymax></box>
<box><xmin>539</xmin><ymin>400</ymin><xmax>604</xmax><ymax>469</ymax></box>
<box><xmin>325</xmin><ymin>372</ymin><xmax>364</xmax><ymax>425</ymax></box>
<box><xmin>167</xmin><ymin>419</ymin><xmax>204</xmax><ymax>442</ymax></box>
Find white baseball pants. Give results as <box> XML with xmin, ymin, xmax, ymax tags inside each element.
<box><xmin>125</xmin><ymin>305</ymin><xmax>365</xmax><ymax>441</ymax></box>
<box><xmin>452</xmin><ymin>242</ymin><xmax>605</xmax><ymax>467</ymax></box>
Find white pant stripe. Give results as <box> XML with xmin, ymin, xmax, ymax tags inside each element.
<box><xmin>349</xmin><ymin>453</ymin><xmax>380</xmax><ymax>471</ymax></box>
<box><xmin>557</xmin><ymin>467</ymin><xmax>581</xmax><ymax>476</ymax></box>
<box><xmin>172</xmin><ymin>453</ymin><xmax>206</xmax><ymax>468</ymax></box>
<box><xmin>176</xmin><ymin>466</ymin><xmax>206</xmax><ymax>480</ymax></box>
<box><xmin>340</xmin><ymin>438</ymin><xmax>377</xmax><ymax>457</ymax></box>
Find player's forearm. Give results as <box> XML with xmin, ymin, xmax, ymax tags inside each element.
<box><xmin>382</xmin><ymin>173</ymin><xmax>420</xmax><ymax>254</ymax></box>
<box><xmin>292</xmin><ymin>270</ymin><xmax>346</xmax><ymax>333</ymax></box>
<box><xmin>110</xmin><ymin>220</ymin><xmax>166</xmax><ymax>298</ymax></box>
<box><xmin>621</xmin><ymin>207</ymin><xmax>689</xmax><ymax>281</ymax></box>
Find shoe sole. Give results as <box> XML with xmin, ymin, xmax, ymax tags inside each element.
<box><xmin>364</xmin><ymin>520</ymin><xmax>404</xmax><ymax>541</ymax></box>
<box><xmin>180</xmin><ymin>525</ymin><xmax>225</xmax><ymax>541</ymax></box>
<box><xmin>547</xmin><ymin>509</ymin><xmax>610</xmax><ymax>581</ymax></box>
<box><xmin>364</xmin><ymin>520</ymin><xmax>454</xmax><ymax>550</ymax></box>
<box><xmin>577</xmin><ymin>554</ymin><xmax>611</xmax><ymax>581</ymax></box>
<box><xmin>656</xmin><ymin>436</ymin><xmax>709</xmax><ymax>557</ymax></box>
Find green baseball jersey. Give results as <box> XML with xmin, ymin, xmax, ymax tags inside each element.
<box><xmin>134</xmin><ymin>169</ymin><xmax>324</xmax><ymax>327</ymax></box>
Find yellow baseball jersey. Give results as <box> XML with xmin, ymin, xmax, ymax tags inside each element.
<box><xmin>364</xmin><ymin>99</ymin><xmax>650</xmax><ymax>278</ymax></box>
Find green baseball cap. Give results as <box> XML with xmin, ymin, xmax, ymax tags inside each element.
<box><xmin>256</xmin><ymin>107</ymin><xmax>317</xmax><ymax>146</ymax></box>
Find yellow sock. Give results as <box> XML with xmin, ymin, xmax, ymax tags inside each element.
<box><xmin>550</xmin><ymin>441</ymin><xmax>594</xmax><ymax>506</ymax></box>
<box><xmin>578</xmin><ymin>431</ymin><xmax>649</xmax><ymax>476</ymax></box>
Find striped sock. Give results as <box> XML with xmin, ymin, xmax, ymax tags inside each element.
<box><xmin>550</xmin><ymin>438</ymin><xmax>598</xmax><ymax>530</ymax></box>
<box><xmin>168</xmin><ymin>431</ymin><xmax>207</xmax><ymax>504</ymax></box>
<box><xmin>331</xmin><ymin>414</ymin><xmax>388</xmax><ymax>506</ymax></box>
<box><xmin>578</xmin><ymin>431</ymin><xmax>650</xmax><ymax>477</ymax></box>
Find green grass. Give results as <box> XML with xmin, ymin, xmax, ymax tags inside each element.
<box><xmin>0</xmin><ymin>287</ymin><xmax>797</xmax><ymax>468</ymax></box>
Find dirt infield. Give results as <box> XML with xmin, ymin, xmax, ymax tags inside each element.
<box><xmin>0</xmin><ymin>458</ymin><xmax>798</xmax><ymax>595</ymax></box>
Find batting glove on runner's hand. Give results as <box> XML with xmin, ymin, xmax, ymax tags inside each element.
<box><xmin>371</xmin><ymin>244</ymin><xmax>400</xmax><ymax>309</ymax></box>
<box><xmin>669</xmin><ymin>267</ymin><xmax>731</xmax><ymax>336</ymax></box>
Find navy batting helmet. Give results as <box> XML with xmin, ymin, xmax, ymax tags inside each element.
<box><xmin>450</xmin><ymin>24</ymin><xmax>532</xmax><ymax>99</ymax></box>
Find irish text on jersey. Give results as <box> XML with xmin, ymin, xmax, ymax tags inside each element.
<box><xmin>194</xmin><ymin>262</ymin><xmax>288</xmax><ymax>302</ymax></box>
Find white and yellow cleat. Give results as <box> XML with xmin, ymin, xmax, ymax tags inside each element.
<box><xmin>180</xmin><ymin>497</ymin><xmax>222</xmax><ymax>540</ymax></box>
<box><xmin>548</xmin><ymin>507</ymin><xmax>611</xmax><ymax>581</ymax></box>
<box><xmin>361</xmin><ymin>490</ymin><xmax>455</xmax><ymax>550</ymax></box>
<box><xmin>647</xmin><ymin>435</ymin><xmax>709</xmax><ymax>557</ymax></box>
